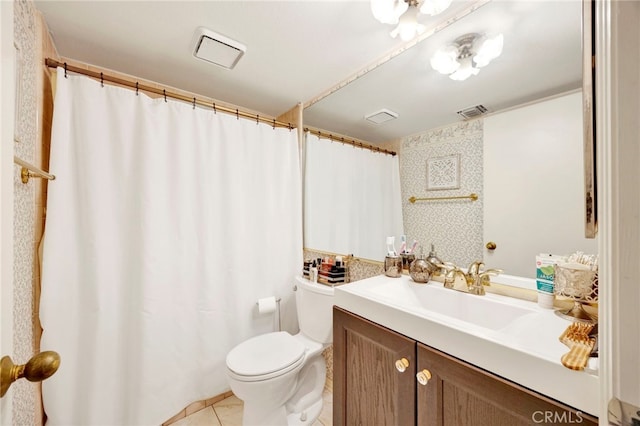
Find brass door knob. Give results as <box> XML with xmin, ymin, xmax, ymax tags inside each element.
<box><xmin>416</xmin><ymin>369</ymin><xmax>432</xmax><ymax>385</ymax></box>
<box><xmin>395</xmin><ymin>357</ymin><xmax>409</xmax><ymax>373</ymax></box>
<box><xmin>0</xmin><ymin>351</ymin><xmax>60</xmax><ymax>397</ymax></box>
<box><xmin>486</xmin><ymin>241</ymin><xmax>497</xmax><ymax>250</ymax></box>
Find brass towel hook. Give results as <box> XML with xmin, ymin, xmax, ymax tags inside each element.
<box><xmin>0</xmin><ymin>351</ymin><xmax>60</xmax><ymax>397</ymax></box>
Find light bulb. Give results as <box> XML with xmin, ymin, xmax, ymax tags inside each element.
<box><xmin>371</xmin><ymin>0</ymin><xmax>408</xmax><ymax>25</ymax></box>
<box><xmin>430</xmin><ymin>46</ymin><xmax>460</xmax><ymax>75</ymax></box>
<box><xmin>449</xmin><ymin>56</ymin><xmax>479</xmax><ymax>81</ymax></box>
<box><xmin>473</xmin><ymin>34</ymin><xmax>503</xmax><ymax>68</ymax></box>
<box><xmin>390</xmin><ymin>5</ymin><xmax>424</xmax><ymax>41</ymax></box>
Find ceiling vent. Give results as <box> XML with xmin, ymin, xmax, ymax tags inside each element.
<box><xmin>192</xmin><ymin>27</ymin><xmax>246</xmax><ymax>70</ymax></box>
<box><xmin>457</xmin><ymin>104</ymin><xmax>489</xmax><ymax>120</ymax></box>
<box><xmin>364</xmin><ymin>108</ymin><xmax>399</xmax><ymax>124</ymax></box>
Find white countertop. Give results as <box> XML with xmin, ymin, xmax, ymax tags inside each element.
<box><xmin>333</xmin><ymin>274</ymin><xmax>599</xmax><ymax>416</ymax></box>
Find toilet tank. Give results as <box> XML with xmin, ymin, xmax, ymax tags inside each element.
<box><xmin>294</xmin><ymin>276</ymin><xmax>334</xmax><ymax>344</ymax></box>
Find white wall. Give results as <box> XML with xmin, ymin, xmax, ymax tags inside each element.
<box><xmin>483</xmin><ymin>92</ymin><xmax>598</xmax><ymax>278</ymax></box>
<box><xmin>400</xmin><ymin>92</ymin><xmax>598</xmax><ymax>278</ymax></box>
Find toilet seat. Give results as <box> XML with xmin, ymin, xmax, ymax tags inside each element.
<box><xmin>226</xmin><ymin>332</ymin><xmax>306</xmax><ymax>382</ymax></box>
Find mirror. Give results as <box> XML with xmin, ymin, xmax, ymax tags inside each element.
<box><xmin>303</xmin><ymin>0</ymin><xmax>598</xmax><ymax>280</ymax></box>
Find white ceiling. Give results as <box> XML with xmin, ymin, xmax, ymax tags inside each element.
<box><xmin>34</xmin><ymin>0</ymin><xmax>583</xmax><ymax>145</ymax></box>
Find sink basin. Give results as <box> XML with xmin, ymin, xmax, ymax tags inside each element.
<box><xmin>332</xmin><ymin>274</ymin><xmax>600</xmax><ymax>416</ymax></box>
<box><xmin>367</xmin><ymin>278</ymin><xmax>537</xmax><ymax>331</ymax></box>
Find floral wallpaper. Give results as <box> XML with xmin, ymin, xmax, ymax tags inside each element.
<box><xmin>13</xmin><ymin>0</ymin><xmax>40</xmax><ymax>424</ymax></box>
<box><xmin>399</xmin><ymin>120</ymin><xmax>484</xmax><ymax>268</ymax></box>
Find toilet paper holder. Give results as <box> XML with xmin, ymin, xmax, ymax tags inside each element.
<box><xmin>256</xmin><ymin>297</ymin><xmax>282</xmax><ymax>331</ymax></box>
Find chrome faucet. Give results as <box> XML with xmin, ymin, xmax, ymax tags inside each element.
<box><xmin>442</xmin><ymin>261</ymin><xmax>502</xmax><ymax>296</ymax></box>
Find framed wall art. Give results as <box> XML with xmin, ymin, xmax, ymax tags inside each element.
<box><xmin>426</xmin><ymin>154</ymin><xmax>460</xmax><ymax>190</ymax></box>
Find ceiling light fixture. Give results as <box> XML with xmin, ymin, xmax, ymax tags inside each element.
<box><xmin>371</xmin><ymin>0</ymin><xmax>453</xmax><ymax>41</ymax></box>
<box><xmin>430</xmin><ymin>32</ymin><xmax>504</xmax><ymax>81</ymax></box>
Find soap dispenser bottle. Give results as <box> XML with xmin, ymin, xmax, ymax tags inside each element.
<box><xmin>409</xmin><ymin>246</ymin><xmax>435</xmax><ymax>283</ymax></box>
<box><xmin>426</xmin><ymin>244</ymin><xmax>444</xmax><ymax>277</ymax></box>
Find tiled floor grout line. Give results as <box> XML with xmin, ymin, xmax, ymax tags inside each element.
<box><xmin>211</xmin><ymin>405</ymin><xmax>224</xmax><ymax>426</ymax></box>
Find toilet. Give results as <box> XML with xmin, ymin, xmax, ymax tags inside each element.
<box><xmin>225</xmin><ymin>275</ymin><xmax>334</xmax><ymax>425</ymax></box>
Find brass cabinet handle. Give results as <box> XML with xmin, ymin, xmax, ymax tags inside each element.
<box><xmin>416</xmin><ymin>369</ymin><xmax>432</xmax><ymax>385</ymax></box>
<box><xmin>486</xmin><ymin>241</ymin><xmax>497</xmax><ymax>250</ymax></box>
<box><xmin>395</xmin><ymin>357</ymin><xmax>409</xmax><ymax>373</ymax></box>
<box><xmin>0</xmin><ymin>351</ymin><xmax>60</xmax><ymax>397</ymax></box>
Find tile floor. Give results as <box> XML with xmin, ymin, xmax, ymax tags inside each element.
<box><xmin>172</xmin><ymin>384</ymin><xmax>333</xmax><ymax>426</ymax></box>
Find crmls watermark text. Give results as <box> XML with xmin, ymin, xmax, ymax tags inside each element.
<box><xmin>532</xmin><ymin>410</ymin><xmax>584</xmax><ymax>424</ymax></box>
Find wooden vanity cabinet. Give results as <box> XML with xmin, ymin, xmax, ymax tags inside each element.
<box><xmin>333</xmin><ymin>305</ymin><xmax>416</xmax><ymax>425</ymax></box>
<box><xmin>333</xmin><ymin>306</ymin><xmax>598</xmax><ymax>426</ymax></box>
<box><xmin>417</xmin><ymin>343</ymin><xmax>598</xmax><ymax>426</ymax></box>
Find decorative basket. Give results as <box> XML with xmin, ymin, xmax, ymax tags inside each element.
<box><xmin>554</xmin><ymin>264</ymin><xmax>598</xmax><ymax>323</ymax></box>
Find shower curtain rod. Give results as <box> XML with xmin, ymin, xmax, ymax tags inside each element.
<box><xmin>45</xmin><ymin>59</ymin><xmax>397</xmax><ymax>156</ymax></box>
<box><xmin>45</xmin><ymin>58</ymin><xmax>294</xmax><ymax>130</ymax></box>
<box><xmin>304</xmin><ymin>128</ymin><xmax>396</xmax><ymax>156</ymax></box>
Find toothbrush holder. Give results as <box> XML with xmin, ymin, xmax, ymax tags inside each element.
<box><xmin>400</xmin><ymin>253</ymin><xmax>416</xmax><ymax>270</ymax></box>
<box><xmin>384</xmin><ymin>255</ymin><xmax>403</xmax><ymax>278</ymax></box>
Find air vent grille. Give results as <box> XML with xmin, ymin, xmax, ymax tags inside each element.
<box><xmin>364</xmin><ymin>108</ymin><xmax>399</xmax><ymax>124</ymax></box>
<box><xmin>193</xmin><ymin>27</ymin><xmax>246</xmax><ymax>70</ymax></box>
<box><xmin>457</xmin><ymin>104</ymin><xmax>489</xmax><ymax>120</ymax></box>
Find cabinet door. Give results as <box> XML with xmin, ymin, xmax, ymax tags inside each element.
<box><xmin>416</xmin><ymin>343</ymin><xmax>598</xmax><ymax>426</ymax></box>
<box><xmin>333</xmin><ymin>306</ymin><xmax>416</xmax><ymax>426</ymax></box>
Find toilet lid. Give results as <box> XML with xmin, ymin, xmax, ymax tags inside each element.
<box><xmin>226</xmin><ymin>332</ymin><xmax>305</xmax><ymax>377</ymax></box>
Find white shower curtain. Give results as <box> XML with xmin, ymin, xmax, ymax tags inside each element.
<box><xmin>40</xmin><ymin>70</ymin><xmax>302</xmax><ymax>425</ymax></box>
<box><xmin>304</xmin><ymin>132</ymin><xmax>403</xmax><ymax>261</ymax></box>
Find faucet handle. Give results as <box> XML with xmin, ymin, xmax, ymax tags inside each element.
<box><xmin>467</xmin><ymin>268</ymin><xmax>504</xmax><ymax>295</ymax></box>
<box><xmin>440</xmin><ymin>262</ymin><xmax>456</xmax><ymax>272</ymax></box>
<box><xmin>478</xmin><ymin>269</ymin><xmax>503</xmax><ymax>286</ymax></box>
<box><xmin>441</xmin><ymin>263</ymin><xmax>463</xmax><ymax>288</ymax></box>
<box><xmin>481</xmin><ymin>268</ymin><xmax>503</xmax><ymax>277</ymax></box>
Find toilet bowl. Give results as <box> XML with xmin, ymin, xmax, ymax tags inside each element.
<box><xmin>226</xmin><ymin>276</ymin><xmax>334</xmax><ymax>425</ymax></box>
